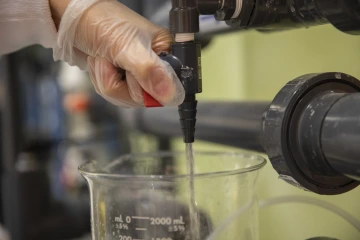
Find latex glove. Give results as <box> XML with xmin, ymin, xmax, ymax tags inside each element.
<box><xmin>53</xmin><ymin>0</ymin><xmax>185</xmax><ymax>107</ymax></box>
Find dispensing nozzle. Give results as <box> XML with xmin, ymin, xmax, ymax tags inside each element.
<box><xmin>169</xmin><ymin>0</ymin><xmax>202</xmax><ymax>143</ymax></box>
<box><xmin>171</xmin><ymin>41</ymin><xmax>202</xmax><ymax>143</ymax></box>
<box><xmin>143</xmin><ymin>0</ymin><xmax>203</xmax><ymax>143</ymax></box>
<box><xmin>178</xmin><ymin>94</ymin><xmax>198</xmax><ymax>143</ymax></box>
<box><xmin>158</xmin><ymin>41</ymin><xmax>202</xmax><ymax>143</ymax></box>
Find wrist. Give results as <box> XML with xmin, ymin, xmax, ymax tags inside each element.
<box><xmin>49</xmin><ymin>0</ymin><xmax>72</xmax><ymax>29</ymax></box>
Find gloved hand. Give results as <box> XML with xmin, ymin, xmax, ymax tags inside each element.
<box><xmin>53</xmin><ymin>0</ymin><xmax>185</xmax><ymax>107</ymax></box>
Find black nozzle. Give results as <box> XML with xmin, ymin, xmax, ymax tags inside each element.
<box><xmin>179</xmin><ymin>95</ymin><xmax>198</xmax><ymax>143</ymax></box>
<box><xmin>159</xmin><ymin>42</ymin><xmax>201</xmax><ymax>143</ymax></box>
<box><xmin>168</xmin><ymin>1</ymin><xmax>202</xmax><ymax>143</ymax></box>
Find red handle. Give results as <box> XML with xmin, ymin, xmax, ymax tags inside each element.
<box><xmin>143</xmin><ymin>91</ymin><xmax>163</xmax><ymax>108</ymax></box>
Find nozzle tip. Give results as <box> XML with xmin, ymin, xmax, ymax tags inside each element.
<box><xmin>183</xmin><ymin>130</ymin><xmax>195</xmax><ymax>143</ymax></box>
<box><xmin>179</xmin><ymin>95</ymin><xmax>197</xmax><ymax>144</ymax></box>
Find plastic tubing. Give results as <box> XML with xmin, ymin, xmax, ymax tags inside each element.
<box><xmin>206</xmin><ymin>195</ymin><xmax>360</xmax><ymax>240</ymax></box>
<box><xmin>205</xmin><ymin>197</ymin><xmax>255</xmax><ymax>240</ymax></box>
<box><xmin>259</xmin><ymin>196</ymin><xmax>360</xmax><ymax>232</ymax></box>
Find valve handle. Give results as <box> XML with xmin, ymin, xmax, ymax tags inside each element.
<box><xmin>143</xmin><ymin>91</ymin><xmax>162</xmax><ymax>108</ymax></box>
<box><xmin>143</xmin><ymin>52</ymin><xmax>183</xmax><ymax>107</ymax></box>
<box><xmin>119</xmin><ymin>52</ymin><xmax>182</xmax><ymax>108</ymax></box>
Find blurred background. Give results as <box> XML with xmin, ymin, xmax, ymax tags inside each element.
<box><xmin>0</xmin><ymin>0</ymin><xmax>359</xmax><ymax>239</ymax></box>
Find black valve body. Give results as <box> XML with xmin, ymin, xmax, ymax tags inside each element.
<box><xmin>171</xmin><ymin>42</ymin><xmax>202</xmax><ymax>143</ymax></box>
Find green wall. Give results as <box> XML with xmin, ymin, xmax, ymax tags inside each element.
<box><xmin>174</xmin><ymin>24</ymin><xmax>360</xmax><ymax>239</ymax></box>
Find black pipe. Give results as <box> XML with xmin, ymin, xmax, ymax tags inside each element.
<box><xmin>322</xmin><ymin>93</ymin><xmax>360</xmax><ymax>181</ymax></box>
<box><xmin>263</xmin><ymin>72</ymin><xmax>360</xmax><ymax>195</ymax></box>
<box><xmin>170</xmin><ymin>0</ymin><xmax>199</xmax><ymax>34</ymax></box>
<box><xmin>193</xmin><ymin>0</ymin><xmax>360</xmax><ymax>36</ymax></box>
<box><xmin>135</xmin><ymin>102</ymin><xmax>268</xmax><ymax>152</ymax></box>
<box><xmin>227</xmin><ymin>0</ymin><xmax>360</xmax><ymax>35</ymax></box>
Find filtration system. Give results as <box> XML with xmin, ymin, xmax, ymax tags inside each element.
<box><xmin>134</xmin><ymin>0</ymin><xmax>360</xmax><ymax>195</ymax></box>
<box><xmin>1</xmin><ymin>1</ymin><xmax>360</xmax><ymax>240</ymax></box>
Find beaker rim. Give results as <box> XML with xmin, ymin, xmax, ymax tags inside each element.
<box><xmin>78</xmin><ymin>151</ymin><xmax>267</xmax><ymax>181</ymax></box>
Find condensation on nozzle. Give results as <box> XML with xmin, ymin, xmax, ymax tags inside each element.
<box><xmin>179</xmin><ymin>95</ymin><xmax>197</xmax><ymax>143</ymax></box>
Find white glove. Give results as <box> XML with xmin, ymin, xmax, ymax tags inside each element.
<box><xmin>53</xmin><ymin>0</ymin><xmax>185</xmax><ymax>107</ymax></box>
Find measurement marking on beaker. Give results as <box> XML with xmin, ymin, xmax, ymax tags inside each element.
<box><xmin>132</xmin><ymin>216</ymin><xmax>150</xmax><ymax>220</ymax></box>
<box><xmin>135</xmin><ymin>228</ymin><xmax>147</xmax><ymax>231</ymax></box>
<box><xmin>115</xmin><ymin>223</ymin><xmax>129</xmax><ymax>230</ymax></box>
<box><xmin>169</xmin><ymin>225</ymin><xmax>186</xmax><ymax>233</ymax></box>
<box><xmin>173</xmin><ymin>216</ymin><xmax>185</xmax><ymax>225</ymax></box>
<box><xmin>115</xmin><ymin>215</ymin><xmax>132</xmax><ymax>223</ymax></box>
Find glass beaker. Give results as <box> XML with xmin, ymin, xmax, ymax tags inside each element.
<box><xmin>79</xmin><ymin>151</ymin><xmax>266</xmax><ymax>240</ymax></box>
